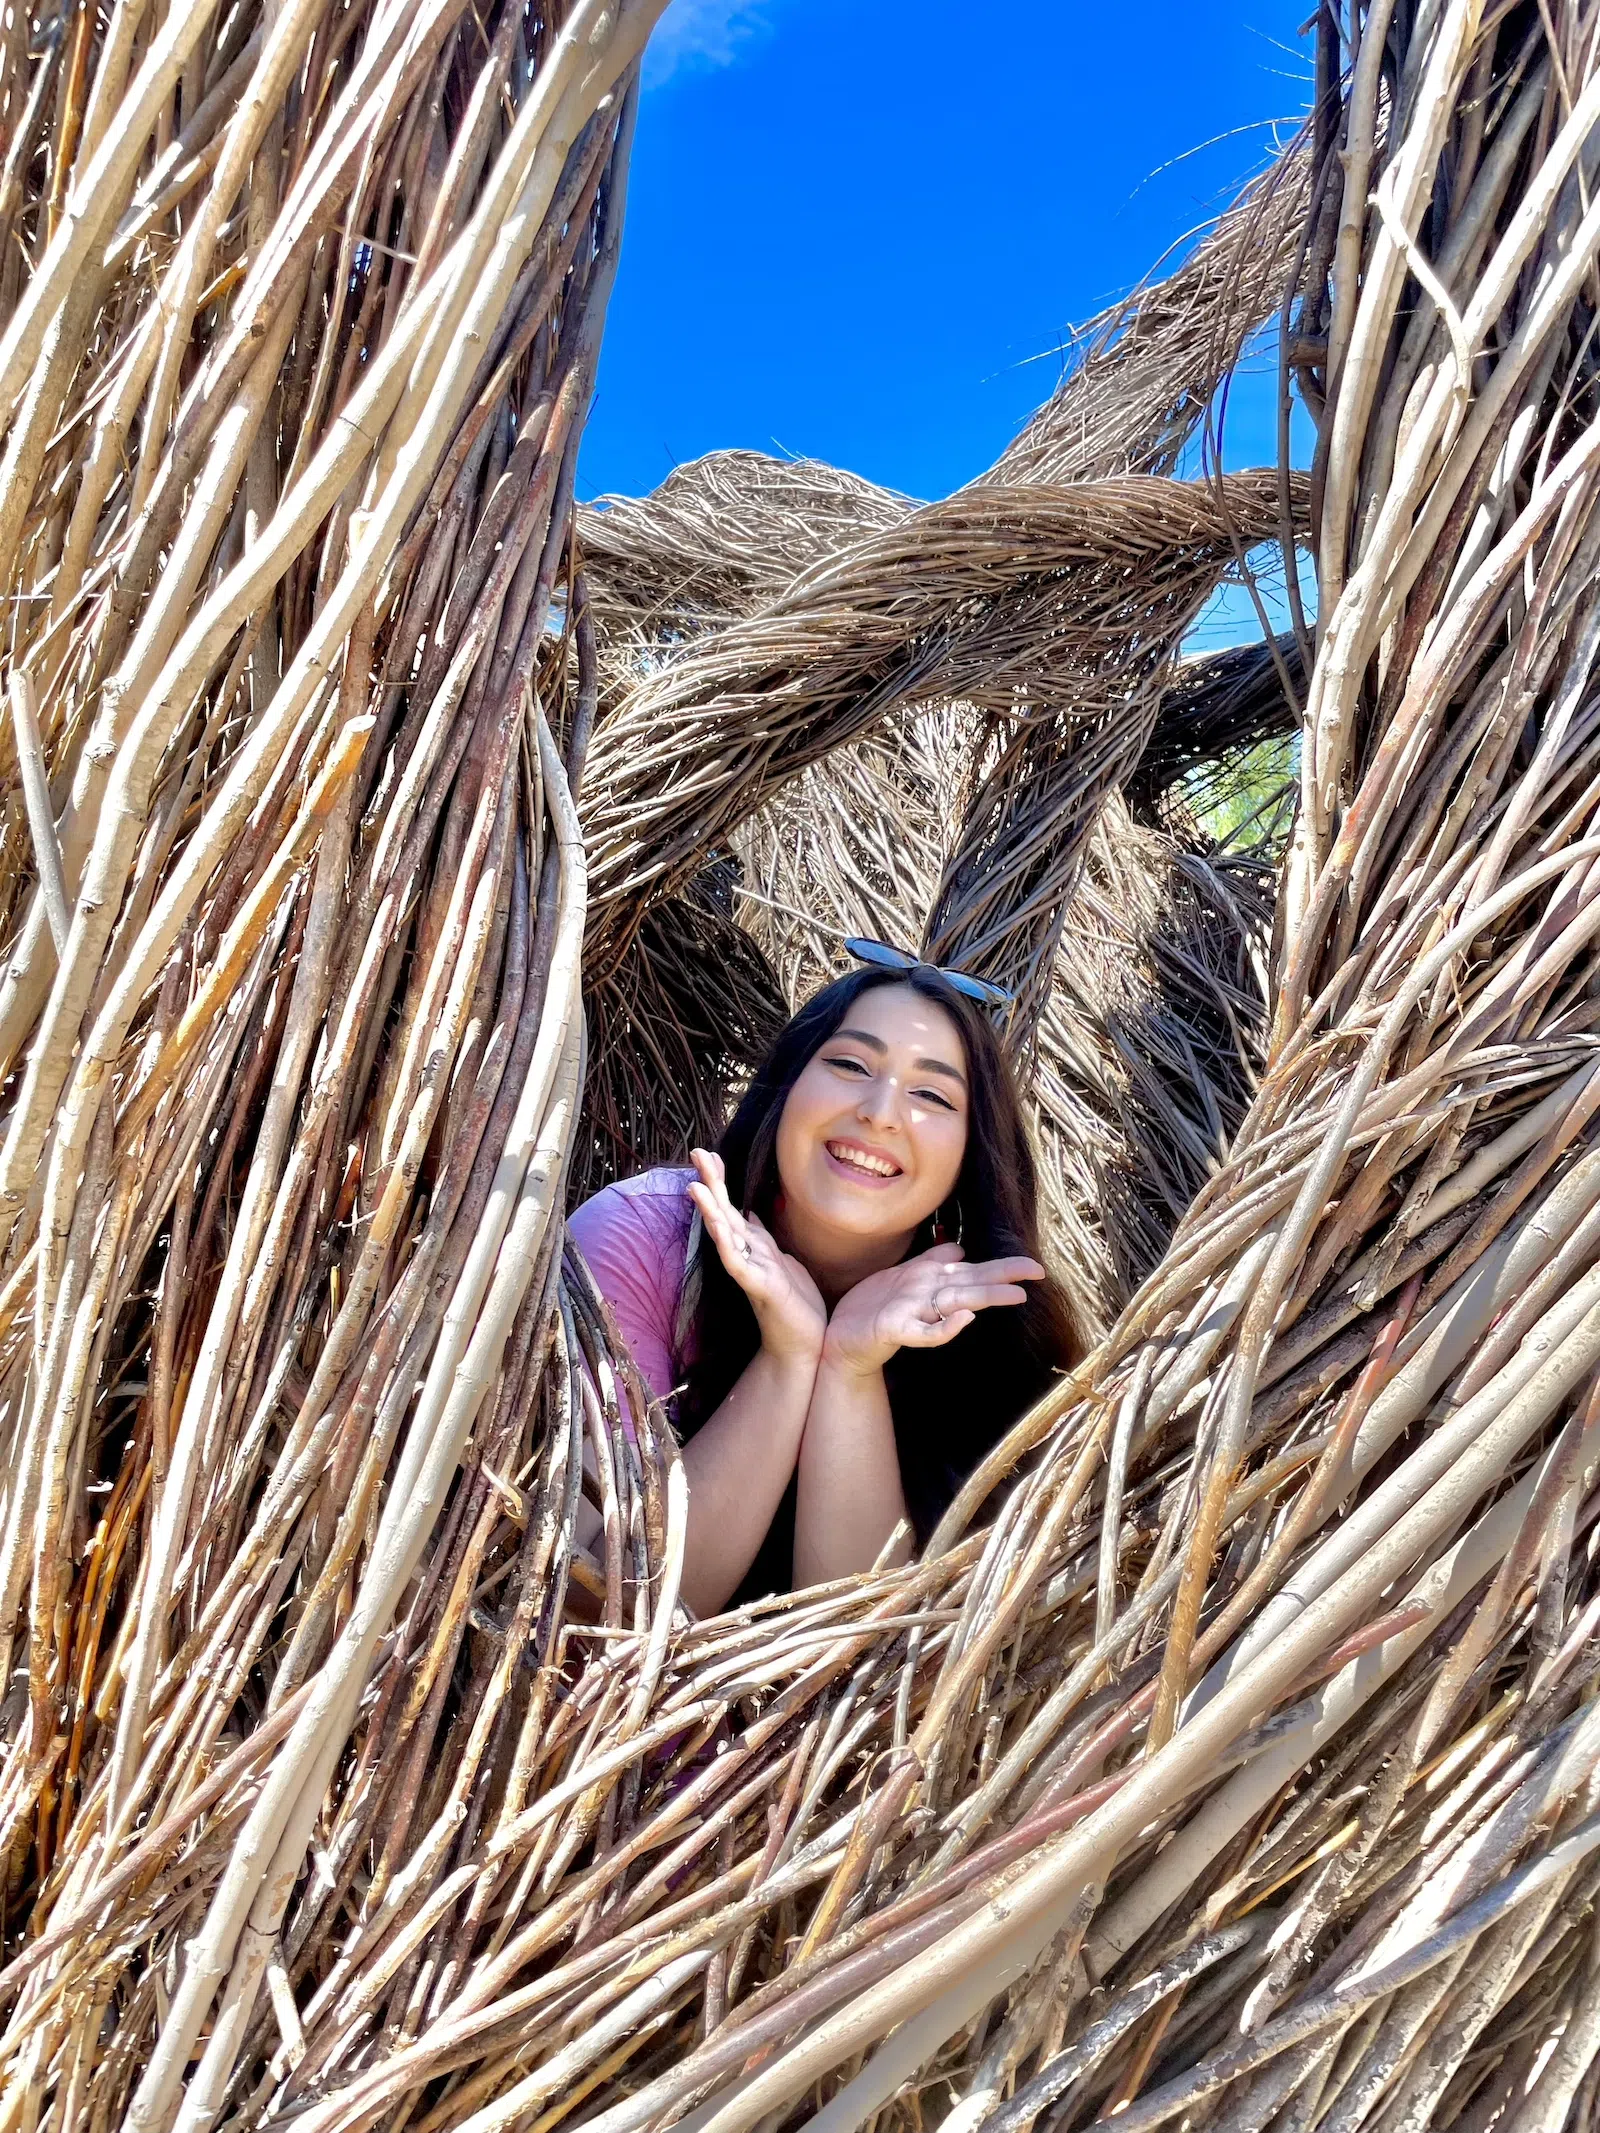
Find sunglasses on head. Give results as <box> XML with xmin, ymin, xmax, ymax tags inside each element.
<box><xmin>844</xmin><ymin>937</ymin><xmax>1015</xmax><ymax>1012</ymax></box>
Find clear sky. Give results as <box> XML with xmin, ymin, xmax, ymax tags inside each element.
<box><xmin>581</xmin><ymin>0</ymin><xmax>1316</xmax><ymax>510</ymax></box>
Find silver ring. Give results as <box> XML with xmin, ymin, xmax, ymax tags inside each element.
<box><xmin>740</xmin><ymin>1238</ymin><xmax>753</xmax><ymax>1260</ymax></box>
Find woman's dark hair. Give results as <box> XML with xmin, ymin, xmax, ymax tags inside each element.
<box><xmin>677</xmin><ymin>966</ymin><xmax>1083</xmax><ymax>1596</ymax></box>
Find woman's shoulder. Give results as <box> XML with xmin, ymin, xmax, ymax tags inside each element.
<box><xmin>570</xmin><ymin>1167</ymin><xmax>695</xmax><ymax>1252</ymax></box>
<box><xmin>569</xmin><ymin>1169</ymin><xmax>696</xmax><ymax>1404</ymax></box>
<box><xmin>602</xmin><ymin>1164</ymin><xmax>697</xmax><ymax>1201</ymax></box>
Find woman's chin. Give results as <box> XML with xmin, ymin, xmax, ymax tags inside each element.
<box><xmin>804</xmin><ymin>1182</ymin><xmax>925</xmax><ymax>1240</ymax></box>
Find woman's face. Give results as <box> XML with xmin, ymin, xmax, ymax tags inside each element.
<box><xmin>774</xmin><ymin>983</ymin><xmax>970</xmax><ymax>1246</ymax></box>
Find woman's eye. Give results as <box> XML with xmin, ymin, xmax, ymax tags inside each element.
<box><xmin>914</xmin><ymin>1086</ymin><xmax>958</xmax><ymax>1111</ymax></box>
<box><xmin>824</xmin><ymin>1054</ymin><xmax>870</xmax><ymax>1076</ymax></box>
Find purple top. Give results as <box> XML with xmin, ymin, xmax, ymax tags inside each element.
<box><xmin>568</xmin><ymin>1167</ymin><xmax>697</xmax><ymax>1401</ymax></box>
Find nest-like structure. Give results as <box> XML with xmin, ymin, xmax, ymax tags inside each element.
<box><xmin>5</xmin><ymin>6</ymin><xmax>1600</xmax><ymax>2133</ymax></box>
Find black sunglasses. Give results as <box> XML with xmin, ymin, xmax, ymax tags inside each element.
<box><xmin>844</xmin><ymin>937</ymin><xmax>1015</xmax><ymax>1012</ymax></box>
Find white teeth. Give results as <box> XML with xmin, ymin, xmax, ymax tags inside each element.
<box><xmin>827</xmin><ymin>1143</ymin><xmax>900</xmax><ymax>1178</ymax></box>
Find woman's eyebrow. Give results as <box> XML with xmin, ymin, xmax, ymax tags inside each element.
<box><xmin>834</xmin><ymin>1029</ymin><xmax>967</xmax><ymax>1087</ymax></box>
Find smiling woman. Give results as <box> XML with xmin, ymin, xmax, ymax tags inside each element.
<box><xmin>570</xmin><ymin>961</ymin><xmax>1083</xmax><ymax>1613</ymax></box>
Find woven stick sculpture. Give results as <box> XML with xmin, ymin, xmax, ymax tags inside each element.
<box><xmin>4</xmin><ymin>4</ymin><xmax>1600</xmax><ymax>2133</ymax></box>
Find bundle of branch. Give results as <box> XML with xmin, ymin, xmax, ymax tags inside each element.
<box><xmin>578</xmin><ymin>140</ymin><xmax>1310</xmax><ymax>1033</ymax></box>
<box><xmin>0</xmin><ymin>0</ymin><xmax>683</xmax><ymax>2123</ymax></box>
<box><xmin>980</xmin><ymin>144</ymin><xmax>1310</xmax><ymax>492</ymax></box>
<box><xmin>577</xmin><ymin>451</ymin><xmax>914</xmax><ymax>642</ymax></box>
<box><xmin>1123</xmin><ymin>632</ymin><xmax>1304</xmax><ymax>830</ymax></box>
<box><xmin>580</xmin><ymin>468</ymin><xmax>1296</xmax><ymax>993</ymax></box>
<box><xmin>922</xmin><ymin>152</ymin><xmax>1313</xmax><ymax>1038</ymax></box>
<box><xmin>574</xmin><ymin>133</ymin><xmax>1311</xmax><ymax>661</ymax></box>
<box><xmin>1031</xmin><ymin>807</ymin><xmax>1275</xmax><ymax>1328</ymax></box>
<box><xmin>579</xmin><ymin>456</ymin><xmax>1304</xmax><ymax>840</ymax></box>
<box><xmin>575</xmin><ymin>865</ymin><xmax>790</xmax><ymax>1202</ymax></box>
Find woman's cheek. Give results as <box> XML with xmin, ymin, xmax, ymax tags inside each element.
<box><xmin>788</xmin><ymin>1081</ymin><xmax>829</xmax><ymax>1156</ymax></box>
<box><xmin>776</xmin><ymin>1079</ymin><xmax>828</xmax><ymax>1181</ymax></box>
<box><xmin>921</xmin><ymin>1116</ymin><xmax>967</xmax><ymax>1201</ymax></box>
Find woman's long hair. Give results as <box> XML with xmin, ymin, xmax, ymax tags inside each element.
<box><xmin>678</xmin><ymin>965</ymin><xmax>1083</xmax><ymax>1543</ymax></box>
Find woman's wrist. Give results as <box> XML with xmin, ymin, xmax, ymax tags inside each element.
<box><xmin>819</xmin><ymin>1330</ymin><xmax>890</xmax><ymax>1380</ymax></box>
<box><xmin>757</xmin><ymin>1323</ymin><xmax>825</xmax><ymax>1373</ymax></box>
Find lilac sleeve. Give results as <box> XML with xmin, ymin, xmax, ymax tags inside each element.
<box><xmin>568</xmin><ymin>1178</ymin><xmax>692</xmax><ymax>1402</ymax></box>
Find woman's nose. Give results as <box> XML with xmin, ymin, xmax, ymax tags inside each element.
<box><xmin>856</xmin><ymin>1077</ymin><xmax>904</xmax><ymax>1129</ymax></box>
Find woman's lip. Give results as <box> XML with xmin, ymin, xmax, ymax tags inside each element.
<box><xmin>823</xmin><ymin>1141</ymin><xmax>904</xmax><ymax>1185</ymax></box>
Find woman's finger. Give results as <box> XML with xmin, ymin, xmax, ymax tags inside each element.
<box><xmin>688</xmin><ymin>1148</ymin><xmax>717</xmax><ymax>1207</ymax></box>
<box><xmin>963</xmin><ymin>1256</ymin><xmax>1044</xmax><ymax>1283</ymax></box>
<box><xmin>687</xmin><ymin>1169</ymin><xmax>726</xmax><ymax>1229</ymax></box>
<box><xmin>690</xmin><ymin>1148</ymin><xmax>750</xmax><ymax>1247</ymax></box>
<box><xmin>689</xmin><ymin>1146</ymin><xmax>729</xmax><ymax>1196</ymax></box>
<box><xmin>913</xmin><ymin>1281</ymin><xmax>1029</xmax><ymax>1325</ymax></box>
<box><xmin>686</xmin><ymin>1178</ymin><xmax>728</xmax><ymax>1245</ymax></box>
<box><xmin>690</xmin><ymin>1146</ymin><xmax>732</xmax><ymax>1211</ymax></box>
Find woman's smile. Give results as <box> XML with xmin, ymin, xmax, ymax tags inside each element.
<box><xmin>823</xmin><ymin>1137</ymin><xmax>904</xmax><ymax>1183</ymax></box>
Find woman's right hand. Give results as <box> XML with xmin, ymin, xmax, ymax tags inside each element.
<box><xmin>687</xmin><ymin>1149</ymin><xmax>827</xmax><ymax>1368</ymax></box>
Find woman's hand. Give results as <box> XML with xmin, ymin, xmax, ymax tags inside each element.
<box><xmin>687</xmin><ymin>1149</ymin><xmax>827</xmax><ymax>1366</ymax></box>
<box><xmin>822</xmin><ymin>1244</ymin><xmax>1044</xmax><ymax>1377</ymax></box>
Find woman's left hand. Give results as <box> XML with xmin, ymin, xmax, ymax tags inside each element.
<box><xmin>822</xmin><ymin>1245</ymin><xmax>1045</xmax><ymax>1377</ymax></box>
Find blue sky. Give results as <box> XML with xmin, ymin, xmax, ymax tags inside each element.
<box><xmin>581</xmin><ymin>0</ymin><xmax>1316</xmax><ymax>511</ymax></box>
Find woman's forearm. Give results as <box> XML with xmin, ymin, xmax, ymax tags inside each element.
<box><xmin>793</xmin><ymin>1355</ymin><xmax>911</xmax><ymax>1589</ymax></box>
<box><xmin>679</xmin><ymin>1344</ymin><xmax>819</xmax><ymax>1615</ymax></box>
